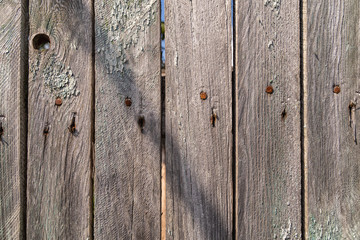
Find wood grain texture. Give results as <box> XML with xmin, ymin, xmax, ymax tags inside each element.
<box><xmin>306</xmin><ymin>1</ymin><xmax>360</xmax><ymax>238</ymax></box>
<box><xmin>27</xmin><ymin>0</ymin><xmax>92</xmax><ymax>239</ymax></box>
<box><xmin>165</xmin><ymin>0</ymin><xmax>232</xmax><ymax>239</ymax></box>
<box><xmin>0</xmin><ymin>0</ymin><xmax>26</xmax><ymax>239</ymax></box>
<box><xmin>235</xmin><ymin>1</ymin><xmax>302</xmax><ymax>239</ymax></box>
<box><xmin>94</xmin><ymin>1</ymin><xmax>161</xmax><ymax>239</ymax></box>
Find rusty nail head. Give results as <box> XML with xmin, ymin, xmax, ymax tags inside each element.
<box><xmin>55</xmin><ymin>97</ymin><xmax>62</xmax><ymax>106</ymax></box>
<box><xmin>333</xmin><ymin>85</ymin><xmax>341</xmax><ymax>94</ymax></box>
<box><xmin>125</xmin><ymin>97</ymin><xmax>132</xmax><ymax>106</ymax></box>
<box><xmin>266</xmin><ymin>85</ymin><xmax>274</xmax><ymax>94</ymax></box>
<box><xmin>200</xmin><ymin>91</ymin><xmax>207</xmax><ymax>100</ymax></box>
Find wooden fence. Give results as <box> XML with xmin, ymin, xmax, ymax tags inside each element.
<box><xmin>1</xmin><ymin>0</ymin><xmax>359</xmax><ymax>239</ymax></box>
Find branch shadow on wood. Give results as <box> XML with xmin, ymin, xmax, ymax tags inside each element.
<box><xmin>56</xmin><ymin>3</ymin><xmax>232</xmax><ymax>239</ymax></box>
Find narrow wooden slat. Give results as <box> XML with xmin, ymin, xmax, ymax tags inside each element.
<box><xmin>0</xmin><ymin>0</ymin><xmax>25</xmax><ymax>239</ymax></box>
<box><xmin>27</xmin><ymin>1</ymin><xmax>92</xmax><ymax>238</ymax></box>
<box><xmin>235</xmin><ymin>1</ymin><xmax>302</xmax><ymax>239</ymax></box>
<box><xmin>94</xmin><ymin>1</ymin><xmax>161</xmax><ymax>239</ymax></box>
<box><xmin>165</xmin><ymin>0</ymin><xmax>232</xmax><ymax>239</ymax></box>
<box><xmin>306</xmin><ymin>1</ymin><xmax>360</xmax><ymax>238</ymax></box>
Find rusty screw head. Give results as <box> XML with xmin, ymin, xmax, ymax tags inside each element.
<box><xmin>333</xmin><ymin>85</ymin><xmax>341</xmax><ymax>94</ymax></box>
<box><xmin>125</xmin><ymin>97</ymin><xmax>132</xmax><ymax>107</ymax></box>
<box><xmin>55</xmin><ymin>97</ymin><xmax>62</xmax><ymax>106</ymax></box>
<box><xmin>200</xmin><ymin>91</ymin><xmax>208</xmax><ymax>100</ymax></box>
<box><xmin>265</xmin><ymin>85</ymin><xmax>274</xmax><ymax>94</ymax></box>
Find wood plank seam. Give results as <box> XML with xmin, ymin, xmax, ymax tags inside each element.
<box><xmin>90</xmin><ymin>0</ymin><xmax>95</xmax><ymax>239</ymax></box>
<box><xmin>300</xmin><ymin>0</ymin><xmax>309</xmax><ymax>238</ymax></box>
<box><xmin>20</xmin><ymin>0</ymin><xmax>29</xmax><ymax>238</ymax></box>
<box><xmin>232</xmin><ymin>0</ymin><xmax>238</xmax><ymax>239</ymax></box>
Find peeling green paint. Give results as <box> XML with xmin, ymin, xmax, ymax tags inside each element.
<box><xmin>309</xmin><ymin>213</ymin><xmax>342</xmax><ymax>240</ymax></box>
<box><xmin>42</xmin><ymin>55</ymin><xmax>80</xmax><ymax>98</ymax></box>
<box><xmin>264</xmin><ymin>0</ymin><xmax>281</xmax><ymax>16</ymax></box>
<box><xmin>98</xmin><ymin>0</ymin><xmax>157</xmax><ymax>74</ymax></box>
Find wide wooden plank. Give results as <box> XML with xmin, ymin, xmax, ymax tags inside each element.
<box><xmin>165</xmin><ymin>0</ymin><xmax>233</xmax><ymax>239</ymax></box>
<box><xmin>0</xmin><ymin>0</ymin><xmax>26</xmax><ymax>239</ymax></box>
<box><xmin>27</xmin><ymin>0</ymin><xmax>93</xmax><ymax>239</ymax></box>
<box><xmin>235</xmin><ymin>1</ymin><xmax>302</xmax><ymax>239</ymax></box>
<box><xmin>305</xmin><ymin>1</ymin><xmax>360</xmax><ymax>238</ymax></box>
<box><xmin>94</xmin><ymin>1</ymin><xmax>161</xmax><ymax>239</ymax></box>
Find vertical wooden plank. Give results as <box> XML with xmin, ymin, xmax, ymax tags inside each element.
<box><xmin>27</xmin><ymin>0</ymin><xmax>92</xmax><ymax>239</ymax></box>
<box><xmin>235</xmin><ymin>1</ymin><xmax>302</xmax><ymax>239</ymax></box>
<box><xmin>306</xmin><ymin>1</ymin><xmax>360</xmax><ymax>238</ymax></box>
<box><xmin>165</xmin><ymin>0</ymin><xmax>232</xmax><ymax>239</ymax></box>
<box><xmin>94</xmin><ymin>1</ymin><xmax>161</xmax><ymax>239</ymax></box>
<box><xmin>0</xmin><ymin>0</ymin><xmax>25</xmax><ymax>239</ymax></box>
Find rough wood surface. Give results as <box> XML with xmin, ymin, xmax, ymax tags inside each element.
<box><xmin>235</xmin><ymin>1</ymin><xmax>302</xmax><ymax>239</ymax></box>
<box><xmin>306</xmin><ymin>1</ymin><xmax>360</xmax><ymax>238</ymax></box>
<box><xmin>0</xmin><ymin>0</ymin><xmax>26</xmax><ymax>239</ymax></box>
<box><xmin>27</xmin><ymin>0</ymin><xmax>92</xmax><ymax>239</ymax></box>
<box><xmin>165</xmin><ymin>0</ymin><xmax>233</xmax><ymax>239</ymax></box>
<box><xmin>94</xmin><ymin>1</ymin><xmax>161</xmax><ymax>239</ymax></box>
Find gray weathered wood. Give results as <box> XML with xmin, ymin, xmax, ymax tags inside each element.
<box><xmin>235</xmin><ymin>1</ymin><xmax>302</xmax><ymax>239</ymax></box>
<box><xmin>305</xmin><ymin>1</ymin><xmax>360</xmax><ymax>238</ymax></box>
<box><xmin>94</xmin><ymin>1</ymin><xmax>161</xmax><ymax>239</ymax></box>
<box><xmin>165</xmin><ymin>0</ymin><xmax>233</xmax><ymax>239</ymax></box>
<box><xmin>0</xmin><ymin>0</ymin><xmax>26</xmax><ymax>239</ymax></box>
<box><xmin>27</xmin><ymin>0</ymin><xmax>93</xmax><ymax>238</ymax></box>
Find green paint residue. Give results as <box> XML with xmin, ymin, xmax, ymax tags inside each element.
<box><xmin>43</xmin><ymin>55</ymin><xmax>80</xmax><ymax>98</ymax></box>
<box><xmin>309</xmin><ymin>215</ymin><xmax>342</xmax><ymax>240</ymax></box>
<box><xmin>98</xmin><ymin>0</ymin><xmax>158</xmax><ymax>74</ymax></box>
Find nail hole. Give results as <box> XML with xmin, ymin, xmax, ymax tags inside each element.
<box><xmin>281</xmin><ymin>108</ymin><xmax>287</xmax><ymax>120</ymax></box>
<box><xmin>211</xmin><ymin>114</ymin><xmax>217</xmax><ymax>127</ymax></box>
<box><xmin>210</xmin><ymin>109</ymin><xmax>218</xmax><ymax>127</ymax></box>
<box><xmin>0</xmin><ymin>115</ymin><xmax>5</xmax><ymax>137</ymax></box>
<box><xmin>0</xmin><ymin>122</ymin><xmax>3</xmax><ymax>137</ymax></box>
<box><xmin>32</xmin><ymin>34</ymin><xmax>50</xmax><ymax>50</ymax></box>
<box><xmin>349</xmin><ymin>101</ymin><xmax>356</xmax><ymax>127</ymax></box>
<box><xmin>68</xmin><ymin>112</ymin><xmax>77</xmax><ymax>134</ymax></box>
<box><xmin>138</xmin><ymin>115</ymin><xmax>145</xmax><ymax>132</ymax></box>
<box><xmin>43</xmin><ymin>123</ymin><xmax>50</xmax><ymax>136</ymax></box>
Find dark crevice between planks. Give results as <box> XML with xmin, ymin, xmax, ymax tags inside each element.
<box><xmin>161</xmin><ymin>70</ymin><xmax>166</xmax><ymax>239</ymax></box>
<box><xmin>161</xmin><ymin>0</ymin><xmax>166</xmax><ymax>239</ymax></box>
<box><xmin>90</xmin><ymin>0</ymin><xmax>96</xmax><ymax>239</ymax></box>
<box><xmin>231</xmin><ymin>0</ymin><xmax>236</xmax><ymax>239</ymax></box>
<box><xmin>20</xmin><ymin>0</ymin><xmax>29</xmax><ymax>238</ymax></box>
<box><xmin>299</xmin><ymin>0</ymin><xmax>307</xmax><ymax>238</ymax></box>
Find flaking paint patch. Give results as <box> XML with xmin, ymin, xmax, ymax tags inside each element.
<box><xmin>42</xmin><ymin>55</ymin><xmax>79</xmax><ymax>98</ymax></box>
<box><xmin>273</xmin><ymin>218</ymin><xmax>300</xmax><ymax>239</ymax></box>
<box><xmin>264</xmin><ymin>0</ymin><xmax>281</xmax><ymax>16</ymax></box>
<box><xmin>30</xmin><ymin>56</ymin><xmax>41</xmax><ymax>80</ymax></box>
<box><xmin>309</xmin><ymin>213</ymin><xmax>342</xmax><ymax>240</ymax></box>
<box><xmin>98</xmin><ymin>0</ymin><xmax>157</xmax><ymax>74</ymax></box>
<box><xmin>280</xmin><ymin>220</ymin><xmax>291</xmax><ymax>240</ymax></box>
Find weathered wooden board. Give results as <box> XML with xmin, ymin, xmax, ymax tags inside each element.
<box><xmin>94</xmin><ymin>1</ymin><xmax>161</xmax><ymax>239</ymax></box>
<box><xmin>235</xmin><ymin>1</ymin><xmax>302</xmax><ymax>239</ymax></box>
<box><xmin>165</xmin><ymin>0</ymin><xmax>233</xmax><ymax>239</ymax></box>
<box><xmin>305</xmin><ymin>1</ymin><xmax>360</xmax><ymax>238</ymax></box>
<box><xmin>0</xmin><ymin>0</ymin><xmax>26</xmax><ymax>239</ymax></box>
<box><xmin>27</xmin><ymin>0</ymin><xmax>93</xmax><ymax>239</ymax></box>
